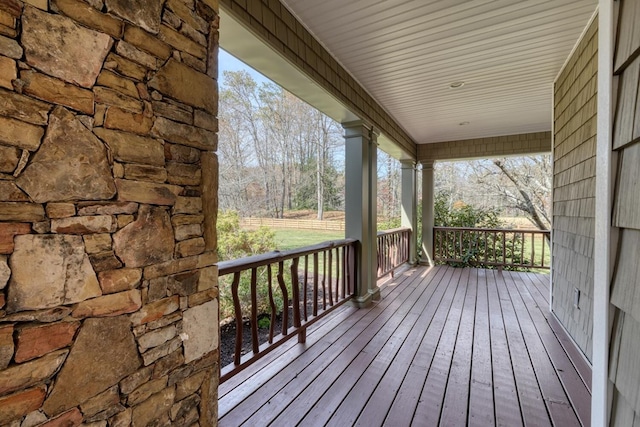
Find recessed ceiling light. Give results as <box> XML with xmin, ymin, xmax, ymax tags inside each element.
<box><xmin>449</xmin><ymin>81</ymin><xmax>465</xmax><ymax>89</ymax></box>
<box><xmin>459</xmin><ymin>121</ymin><xmax>470</xmax><ymax>126</ymax></box>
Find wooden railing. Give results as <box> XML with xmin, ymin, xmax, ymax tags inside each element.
<box><xmin>433</xmin><ymin>227</ymin><xmax>550</xmax><ymax>270</ymax></box>
<box><xmin>377</xmin><ymin>227</ymin><xmax>411</xmax><ymax>278</ymax></box>
<box><xmin>218</xmin><ymin>239</ymin><xmax>357</xmax><ymax>382</ymax></box>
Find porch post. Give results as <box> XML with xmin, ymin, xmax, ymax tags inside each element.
<box><xmin>344</xmin><ymin>120</ymin><xmax>379</xmax><ymax>308</ymax></box>
<box><xmin>401</xmin><ymin>160</ymin><xmax>418</xmax><ymax>265</ymax></box>
<box><xmin>421</xmin><ymin>160</ymin><xmax>435</xmax><ymax>266</ymax></box>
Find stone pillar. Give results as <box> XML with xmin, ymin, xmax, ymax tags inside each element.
<box><xmin>0</xmin><ymin>1</ymin><xmax>220</xmax><ymax>425</ymax></box>
<box><xmin>344</xmin><ymin>121</ymin><xmax>379</xmax><ymax>308</ymax></box>
<box><xmin>421</xmin><ymin>160</ymin><xmax>435</xmax><ymax>266</ymax></box>
<box><xmin>401</xmin><ymin>160</ymin><xmax>418</xmax><ymax>265</ymax></box>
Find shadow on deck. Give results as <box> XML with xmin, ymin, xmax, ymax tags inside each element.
<box><xmin>219</xmin><ymin>266</ymin><xmax>591</xmax><ymax>426</ymax></box>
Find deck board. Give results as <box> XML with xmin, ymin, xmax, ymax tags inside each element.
<box><xmin>219</xmin><ymin>266</ymin><xmax>591</xmax><ymax>427</ymax></box>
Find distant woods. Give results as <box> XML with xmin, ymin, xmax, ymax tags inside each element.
<box><xmin>219</xmin><ymin>70</ymin><xmax>551</xmax><ymax>230</ymax></box>
<box><xmin>219</xmin><ymin>70</ymin><xmax>344</xmax><ymax>219</ymax></box>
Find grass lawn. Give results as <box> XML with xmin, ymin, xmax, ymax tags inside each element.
<box><xmin>272</xmin><ymin>229</ymin><xmax>345</xmax><ymax>251</ymax></box>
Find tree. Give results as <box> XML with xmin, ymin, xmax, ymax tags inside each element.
<box><xmin>218</xmin><ymin>70</ymin><xmax>344</xmax><ymax>218</ymax></box>
<box><xmin>469</xmin><ymin>156</ymin><xmax>551</xmax><ymax>230</ymax></box>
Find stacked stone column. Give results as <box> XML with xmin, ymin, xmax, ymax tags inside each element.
<box><xmin>0</xmin><ymin>0</ymin><xmax>220</xmax><ymax>425</ymax></box>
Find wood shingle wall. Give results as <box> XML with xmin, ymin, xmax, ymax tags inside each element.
<box><xmin>609</xmin><ymin>0</ymin><xmax>640</xmax><ymax>424</ymax></box>
<box><xmin>552</xmin><ymin>17</ymin><xmax>597</xmax><ymax>361</ymax></box>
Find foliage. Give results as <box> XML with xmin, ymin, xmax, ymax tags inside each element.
<box><xmin>219</xmin><ymin>70</ymin><xmax>344</xmax><ymax>219</ymax></box>
<box><xmin>434</xmin><ymin>192</ymin><xmax>501</xmax><ymax>228</ymax></box>
<box><xmin>432</xmin><ymin>192</ymin><xmax>529</xmax><ymax>269</ymax></box>
<box><xmin>377</xmin><ymin>217</ymin><xmax>401</xmax><ymax>231</ymax></box>
<box><xmin>293</xmin><ymin>159</ymin><xmax>343</xmax><ymax>212</ymax></box>
<box><xmin>217</xmin><ymin>210</ymin><xmax>275</xmax><ymax>261</ymax></box>
<box><xmin>217</xmin><ymin>211</ymin><xmax>285</xmax><ymax>321</ymax></box>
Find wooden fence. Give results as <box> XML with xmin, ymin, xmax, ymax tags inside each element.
<box><xmin>240</xmin><ymin>217</ymin><xmax>345</xmax><ymax>231</ymax></box>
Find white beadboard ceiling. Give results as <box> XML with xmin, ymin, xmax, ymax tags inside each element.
<box><xmin>280</xmin><ymin>0</ymin><xmax>598</xmax><ymax>144</ymax></box>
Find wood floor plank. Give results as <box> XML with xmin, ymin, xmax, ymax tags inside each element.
<box><xmin>525</xmin><ymin>271</ymin><xmax>551</xmax><ymax>307</ymax></box>
<box><xmin>523</xmin><ymin>272</ymin><xmax>592</xmax><ymax>392</ymax></box>
<box><xmin>513</xmin><ymin>271</ymin><xmax>590</xmax><ymax>426</ymax></box>
<box><xmin>354</xmin><ymin>266</ymin><xmax>460</xmax><ymax>427</ymax></box>
<box><xmin>219</xmin><ymin>267</ymin><xmax>435</xmax><ymax>424</ymax></box>
<box><xmin>275</xmin><ymin>273</ymin><xmax>450</xmax><ymax>425</ymax></box>
<box><xmin>230</xmin><ymin>267</ymin><xmax>438</xmax><ymax>425</ymax></box>
<box><xmin>218</xmin><ymin>304</ymin><xmax>356</xmax><ymax>398</ymax></box>
<box><xmin>468</xmin><ymin>268</ymin><xmax>495</xmax><ymax>426</ymax></box>
<box><xmin>494</xmin><ymin>270</ymin><xmax>552</xmax><ymax>427</ymax></box>
<box><xmin>504</xmin><ymin>271</ymin><xmax>580</xmax><ymax>427</ymax></box>
<box><xmin>220</xmin><ymin>267</ymin><xmax>420</xmax><ymax>399</ymax></box>
<box><xmin>440</xmin><ymin>268</ymin><xmax>478</xmax><ymax>426</ymax></box>
<box><xmin>219</xmin><ymin>267</ymin><xmax>592</xmax><ymax>427</ymax></box>
<box><xmin>486</xmin><ymin>269</ymin><xmax>523</xmax><ymax>427</ymax></box>
<box><xmin>382</xmin><ymin>267</ymin><xmax>466</xmax><ymax>426</ymax></box>
<box><xmin>412</xmin><ymin>267</ymin><xmax>472</xmax><ymax>426</ymax></box>
<box><xmin>321</xmin><ymin>265</ymin><xmax>452</xmax><ymax>426</ymax></box>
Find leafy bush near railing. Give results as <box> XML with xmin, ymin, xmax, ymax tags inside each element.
<box><xmin>434</xmin><ymin>192</ymin><xmax>502</xmax><ymax>229</ymax></box>
<box><xmin>434</xmin><ymin>229</ymin><xmax>527</xmax><ymax>269</ymax></box>
<box><xmin>217</xmin><ymin>211</ymin><xmax>288</xmax><ymax>321</ymax></box>
<box><xmin>433</xmin><ymin>193</ymin><xmax>532</xmax><ymax>269</ymax></box>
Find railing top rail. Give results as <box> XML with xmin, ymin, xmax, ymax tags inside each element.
<box><xmin>434</xmin><ymin>226</ymin><xmax>550</xmax><ymax>234</ymax></box>
<box><xmin>218</xmin><ymin>238</ymin><xmax>356</xmax><ymax>276</ymax></box>
<box><xmin>377</xmin><ymin>227</ymin><xmax>411</xmax><ymax>236</ymax></box>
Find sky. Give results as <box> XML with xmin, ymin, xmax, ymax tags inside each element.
<box><xmin>219</xmin><ymin>49</ymin><xmax>271</xmax><ymax>88</ymax></box>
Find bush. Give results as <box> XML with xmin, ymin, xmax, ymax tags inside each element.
<box><xmin>433</xmin><ymin>192</ymin><xmax>526</xmax><ymax>269</ymax></box>
<box><xmin>217</xmin><ymin>211</ymin><xmax>283</xmax><ymax>321</ymax></box>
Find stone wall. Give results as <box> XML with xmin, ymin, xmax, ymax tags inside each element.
<box><xmin>0</xmin><ymin>0</ymin><xmax>219</xmax><ymax>426</ymax></box>
<box><xmin>551</xmin><ymin>16</ymin><xmax>597</xmax><ymax>361</ymax></box>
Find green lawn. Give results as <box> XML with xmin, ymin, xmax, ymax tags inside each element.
<box><xmin>272</xmin><ymin>229</ymin><xmax>345</xmax><ymax>251</ymax></box>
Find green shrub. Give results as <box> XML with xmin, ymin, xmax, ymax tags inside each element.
<box><xmin>433</xmin><ymin>192</ymin><xmax>526</xmax><ymax>269</ymax></box>
<box><xmin>217</xmin><ymin>211</ymin><xmax>283</xmax><ymax>321</ymax></box>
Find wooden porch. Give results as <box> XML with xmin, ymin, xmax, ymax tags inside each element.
<box><xmin>218</xmin><ymin>266</ymin><xmax>591</xmax><ymax>426</ymax></box>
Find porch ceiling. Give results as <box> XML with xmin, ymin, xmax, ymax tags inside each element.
<box><xmin>280</xmin><ymin>0</ymin><xmax>597</xmax><ymax>144</ymax></box>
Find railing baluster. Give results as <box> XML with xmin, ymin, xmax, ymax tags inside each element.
<box><xmin>375</xmin><ymin>228</ymin><xmax>412</xmax><ymax>278</ymax></box>
<box><xmin>322</xmin><ymin>250</ymin><xmax>327</xmax><ymax>310</ymax></box>
<box><xmin>219</xmin><ymin>239</ymin><xmax>358</xmax><ymax>383</ymax></box>
<box><xmin>303</xmin><ymin>255</ymin><xmax>308</xmax><ymax>322</ymax></box>
<box><xmin>250</xmin><ymin>268</ymin><xmax>259</xmax><ymax>355</ymax></box>
<box><xmin>335</xmin><ymin>247</ymin><xmax>341</xmax><ymax>300</ymax></box>
<box><xmin>267</xmin><ymin>265</ymin><xmax>276</xmax><ymax>343</ymax></box>
<box><xmin>277</xmin><ymin>261</ymin><xmax>288</xmax><ymax>335</ymax></box>
<box><xmin>291</xmin><ymin>258</ymin><xmax>301</xmax><ymax>328</ymax></box>
<box><xmin>530</xmin><ymin>232</ymin><xmax>534</xmax><ymax>267</ymax></box>
<box><xmin>431</xmin><ymin>227</ymin><xmax>550</xmax><ymax>270</ymax></box>
<box><xmin>313</xmin><ymin>252</ymin><xmax>319</xmax><ymax>317</ymax></box>
<box><xmin>231</xmin><ymin>271</ymin><xmax>242</xmax><ymax>366</ymax></box>
<box><xmin>328</xmin><ymin>248</ymin><xmax>333</xmax><ymax>306</ymax></box>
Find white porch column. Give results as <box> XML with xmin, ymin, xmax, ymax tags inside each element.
<box><xmin>344</xmin><ymin>120</ymin><xmax>379</xmax><ymax>308</ymax></box>
<box><xmin>420</xmin><ymin>160</ymin><xmax>435</xmax><ymax>266</ymax></box>
<box><xmin>401</xmin><ymin>160</ymin><xmax>418</xmax><ymax>265</ymax></box>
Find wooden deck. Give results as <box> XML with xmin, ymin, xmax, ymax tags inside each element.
<box><xmin>218</xmin><ymin>266</ymin><xmax>592</xmax><ymax>426</ymax></box>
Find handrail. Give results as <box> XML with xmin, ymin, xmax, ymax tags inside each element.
<box><xmin>377</xmin><ymin>227</ymin><xmax>411</xmax><ymax>278</ymax></box>
<box><xmin>433</xmin><ymin>226</ymin><xmax>550</xmax><ymax>270</ymax></box>
<box><xmin>219</xmin><ymin>238</ymin><xmax>357</xmax><ymax>382</ymax></box>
